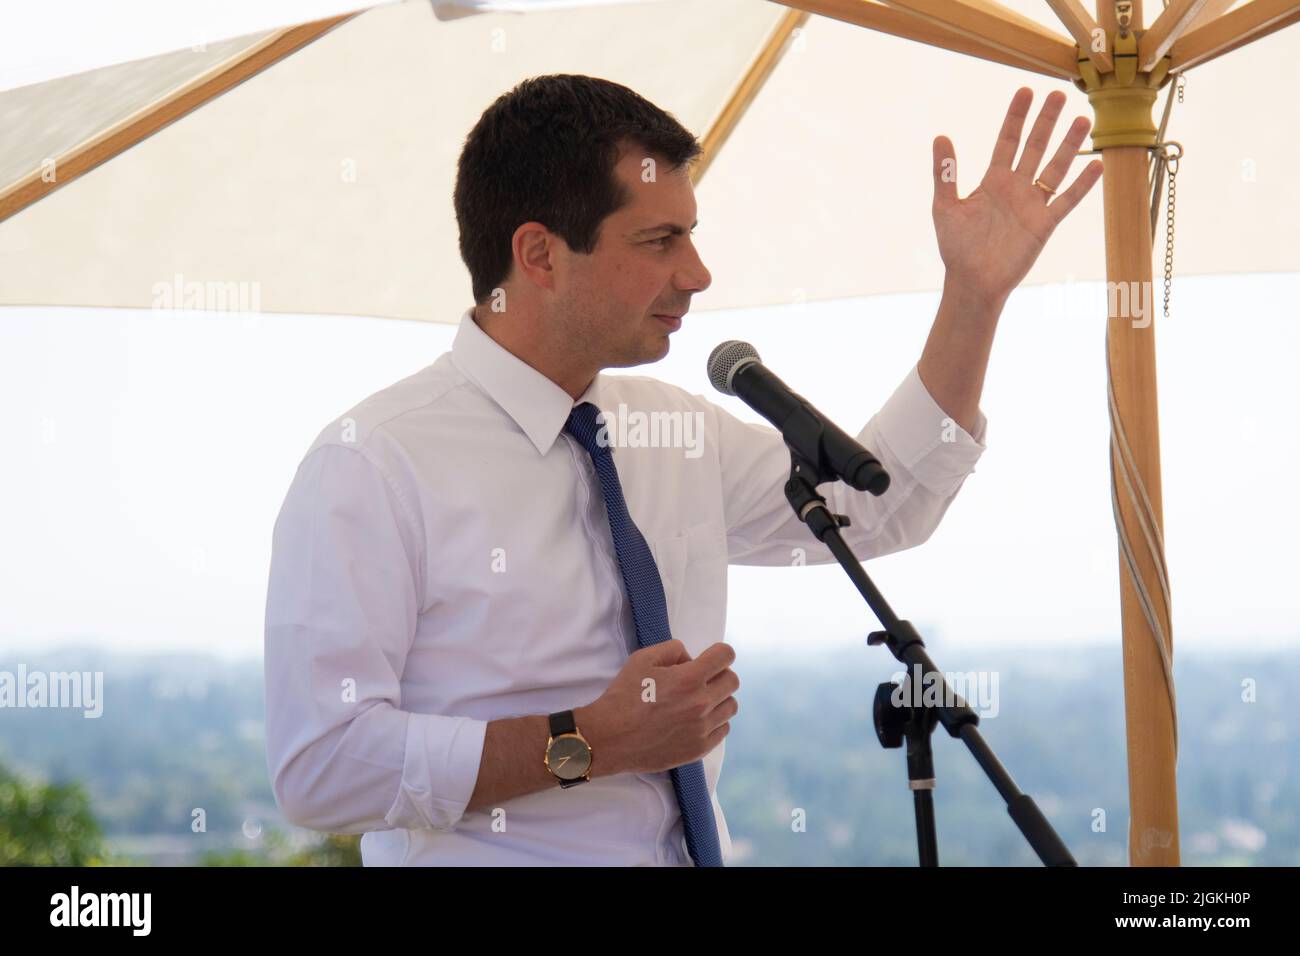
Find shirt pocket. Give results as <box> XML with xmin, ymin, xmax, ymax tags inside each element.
<box><xmin>650</xmin><ymin>519</ymin><xmax>728</xmax><ymax>658</ymax></box>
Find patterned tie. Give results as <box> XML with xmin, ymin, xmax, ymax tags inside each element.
<box><xmin>564</xmin><ymin>401</ymin><xmax>724</xmax><ymax>867</ymax></box>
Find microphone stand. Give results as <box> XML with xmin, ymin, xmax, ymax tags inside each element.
<box><xmin>782</xmin><ymin>448</ymin><xmax>1076</xmax><ymax>867</ymax></box>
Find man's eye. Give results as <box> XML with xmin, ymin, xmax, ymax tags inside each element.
<box><xmin>648</xmin><ymin>230</ymin><xmax>695</xmax><ymax>248</ymax></box>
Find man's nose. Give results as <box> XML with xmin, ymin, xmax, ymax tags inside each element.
<box><xmin>677</xmin><ymin>241</ymin><xmax>711</xmax><ymax>294</ymax></box>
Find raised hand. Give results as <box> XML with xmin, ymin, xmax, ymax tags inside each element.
<box><xmin>931</xmin><ymin>87</ymin><xmax>1104</xmax><ymax>304</ymax></box>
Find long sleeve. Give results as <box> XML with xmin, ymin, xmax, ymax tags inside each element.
<box><xmin>263</xmin><ymin>441</ymin><xmax>488</xmax><ymax>834</ymax></box>
<box><xmin>713</xmin><ymin>363</ymin><xmax>987</xmax><ymax>565</ymax></box>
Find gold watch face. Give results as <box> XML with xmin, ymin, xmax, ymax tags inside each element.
<box><xmin>547</xmin><ymin>735</ymin><xmax>591</xmax><ymax>780</ymax></box>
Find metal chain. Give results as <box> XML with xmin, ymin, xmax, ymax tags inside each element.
<box><xmin>1159</xmin><ymin>21</ymin><xmax>1186</xmax><ymax>320</ymax></box>
<box><xmin>1160</xmin><ymin>144</ymin><xmax>1181</xmax><ymax>322</ymax></box>
<box><xmin>1137</xmin><ymin>0</ymin><xmax>1184</xmax><ymax>321</ymax></box>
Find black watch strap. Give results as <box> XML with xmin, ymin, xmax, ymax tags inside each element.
<box><xmin>549</xmin><ymin>709</ymin><xmax>576</xmax><ymax>737</ymax></box>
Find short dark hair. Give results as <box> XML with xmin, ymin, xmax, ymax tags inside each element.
<box><xmin>453</xmin><ymin>74</ymin><xmax>702</xmax><ymax>305</ymax></box>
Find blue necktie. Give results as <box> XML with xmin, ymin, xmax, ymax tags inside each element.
<box><xmin>564</xmin><ymin>401</ymin><xmax>724</xmax><ymax>867</ymax></box>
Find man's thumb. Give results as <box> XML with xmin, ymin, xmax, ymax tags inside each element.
<box><xmin>637</xmin><ymin>638</ymin><xmax>689</xmax><ymax>667</ymax></box>
<box><xmin>933</xmin><ymin>135</ymin><xmax>958</xmax><ymax>206</ymax></box>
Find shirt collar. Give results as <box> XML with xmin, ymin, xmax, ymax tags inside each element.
<box><xmin>450</xmin><ymin>307</ymin><xmax>604</xmax><ymax>456</ymax></box>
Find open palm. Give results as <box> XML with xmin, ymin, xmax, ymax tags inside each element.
<box><xmin>932</xmin><ymin>87</ymin><xmax>1104</xmax><ymax>303</ymax></box>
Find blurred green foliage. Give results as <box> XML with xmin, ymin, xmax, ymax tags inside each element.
<box><xmin>0</xmin><ymin>762</ymin><xmax>108</xmax><ymax>865</ymax></box>
<box><xmin>0</xmin><ymin>758</ymin><xmax>358</xmax><ymax>866</ymax></box>
<box><xmin>199</xmin><ymin>832</ymin><xmax>361</xmax><ymax>867</ymax></box>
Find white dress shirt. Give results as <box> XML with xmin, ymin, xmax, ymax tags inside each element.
<box><xmin>263</xmin><ymin>307</ymin><xmax>987</xmax><ymax>866</ymax></box>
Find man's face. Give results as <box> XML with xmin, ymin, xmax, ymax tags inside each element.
<box><xmin>550</xmin><ymin>145</ymin><xmax>711</xmax><ymax>370</ymax></box>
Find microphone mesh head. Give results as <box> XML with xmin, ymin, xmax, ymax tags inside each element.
<box><xmin>707</xmin><ymin>340</ymin><xmax>760</xmax><ymax>396</ymax></box>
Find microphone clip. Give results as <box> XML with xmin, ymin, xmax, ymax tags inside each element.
<box><xmin>784</xmin><ymin>455</ymin><xmax>851</xmax><ymax>541</ymax></box>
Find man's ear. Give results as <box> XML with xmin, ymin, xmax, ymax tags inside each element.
<box><xmin>512</xmin><ymin>221</ymin><xmax>559</xmax><ymax>293</ymax></box>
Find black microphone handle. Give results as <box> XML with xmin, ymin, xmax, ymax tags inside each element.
<box><xmin>731</xmin><ymin>361</ymin><xmax>804</xmax><ymax>433</ymax></box>
<box><xmin>826</xmin><ymin>429</ymin><xmax>891</xmax><ymax>496</ymax></box>
<box><xmin>731</xmin><ymin>362</ymin><xmax>889</xmax><ymax>495</ymax></box>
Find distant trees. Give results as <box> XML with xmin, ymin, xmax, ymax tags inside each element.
<box><xmin>0</xmin><ymin>761</ymin><xmax>107</xmax><ymax>865</ymax></box>
<box><xmin>0</xmin><ymin>757</ymin><xmax>359</xmax><ymax>866</ymax></box>
<box><xmin>200</xmin><ymin>832</ymin><xmax>361</xmax><ymax>867</ymax></box>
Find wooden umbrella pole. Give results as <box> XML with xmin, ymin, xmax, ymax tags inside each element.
<box><xmin>1089</xmin><ymin>0</ymin><xmax>1180</xmax><ymax>865</ymax></box>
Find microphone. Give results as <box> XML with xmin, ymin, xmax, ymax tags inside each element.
<box><xmin>707</xmin><ymin>340</ymin><xmax>890</xmax><ymax>496</ymax></box>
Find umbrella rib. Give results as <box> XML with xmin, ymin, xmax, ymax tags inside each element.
<box><xmin>878</xmin><ymin>0</ymin><xmax>1080</xmax><ymax>78</ymax></box>
<box><xmin>1045</xmin><ymin>0</ymin><xmax>1114</xmax><ymax>73</ymax></box>
<box><xmin>1169</xmin><ymin>0</ymin><xmax>1300</xmax><ymax>72</ymax></box>
<box><xmin>776</xmin><ymin>0</ymin><xmax>1077</xmax><ymax>79</ymax></box>
<box><xmin>1139</xmin><ymin>0</ymin><xmax>1215</xmax><ymax>71</ymax></box>
<box><xmin>693</xmin><ymin>6</ymin><xmax>810</xmax><ymax>186</ymax></box>
<box><xmin>0</xmin><ymin>13</ymin><xmax>359</xmax><ymax>226</ymax></box>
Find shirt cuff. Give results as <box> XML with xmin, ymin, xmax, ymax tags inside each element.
<box><xmin>385</xmin><ymin>712</ymin><xmax>489</xmax><ymax>832</ymax></box>
<box><xmin>870</xmin><ymin>363</ymin><xmax>988</xmax><ymax>498</ymax></box>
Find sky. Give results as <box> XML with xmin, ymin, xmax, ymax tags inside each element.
<box><xmin>3</xmin><ymin>272</ymin><xmax>1297</xmax><ymax>663</ymax></box>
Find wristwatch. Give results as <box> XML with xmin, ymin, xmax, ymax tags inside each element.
<box><xmin>544</xmin><ymin>710</ymin><xmax>593</xmax><ymax>788</ymax></box>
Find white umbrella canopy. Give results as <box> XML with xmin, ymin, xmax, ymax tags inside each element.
<box><xmin>2</xmin><ymin>1</ymin><xmax>1296</xmax><ymax>321</ymax></box>
<box><xmin>696</xmin><ymin>0</ymin><xmax>1300</xmax><ymax>312</ymax></box>
<box><xmin>0</xmin><ymin>0</ymin><xmax>789</xmax><ymax>320</ymax></box>
<box><xmin>0</xmin><ymin>0</ymin><xmax>385</xmax><ymax>92</ymax></box>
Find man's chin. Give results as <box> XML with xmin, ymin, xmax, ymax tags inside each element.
<box><xmin>646</xmin><ymin>334</ymin><xmax>672</xmax><ymax>363</ymax></box>
<box><xmin>602</xmin><ymin>338</ymin><xmax>669</xmax><ymax>370</ymax></box>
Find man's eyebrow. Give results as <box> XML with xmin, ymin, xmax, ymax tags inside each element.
<box><xmin>630</xmin><ymin>220</ymin><xmax>698</xmax><ymax>238</ymax></box>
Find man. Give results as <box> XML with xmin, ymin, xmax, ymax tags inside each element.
<box><xmin>263</xmin><ymin>74</ymin><xmax>1100</xmax><ymax>866</ymax></box>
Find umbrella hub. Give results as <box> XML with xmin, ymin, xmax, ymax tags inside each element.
<box><xmin>1073</xmin><ymin>29</ymin><xmax>1171</xmax><ymax>149</ymax></box>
